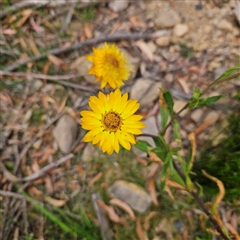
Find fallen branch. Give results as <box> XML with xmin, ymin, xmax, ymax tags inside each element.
<box><xmin>22</xmin><ymin>153</ymin><xmax>74</xmax><ymax>182</ymax></box>
<box><xmin>0</xmin><ymin>0</ymin><xmax>47</xmax><ymax>19</ymax></box>
<box><xmin>0</xmin><ymin>0</ymin><xmax>97</xmax><ymax>19</ymax></box>
<box><xmin>0</xmin><ymin>190</ymin><xmax>25</xmax><ymax>199</ymax></box>
<box><xmin>0</xmin><ymin>71</ymin><xmax>99</xmax><ymax>92</ymax></box>
<box><xmin>4</xmin><ymin>31</ymin><xmax>170</xmax><ymax>72</ymax></box>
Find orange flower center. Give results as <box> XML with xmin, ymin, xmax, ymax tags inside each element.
<box><xmin>102</xmin><ymin>111</ymin><xmax>122</xmax><ymax>131</ymax></box>
<box><xmin>105</xmin><ymin>54</ymin><xmax>119</xmax><ymax>68</ymax></box>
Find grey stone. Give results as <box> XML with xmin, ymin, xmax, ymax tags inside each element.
<box><xmin>82</xmin><ymin>143</ymin><xmax>101</xmax><ymax>162</ymax></box>
<box><xmin>53</xmin><ymin>114</ymin><xmax>77</xmax><ymax>153</ymax></box>
<box><xmin>108</xmin><ymin>180</ymin><xmax>152</xmax><ymax>213</ymax></box>
<box><xmin>130</xmin><ymin>78</ymin><xmax>162</xmax><ymax>109</ymax></box>
<box><xmin>156</xmin><ymin>36</ymin><xmax>171</xmax><ymax>47</ymax></box>
<box><xmin>154</xmin><ymin>9</ymin><xmax>181</xmax><ymax>28</ymax></box>
<box><xmin>173</xmin><ymin>100</ymin><xmax>188</xmax><ymax>117</ymax></box>
<box><xmin>108</xmin><ymin>0</ymin><xmax>129</xmax><ymax>12</ymax></box>
<box><xmin>121</xmin><ymin>48</ymin><xmax>140</xmax><ymax>81</ymax></box>
<box><xmin>217</xmin><ymin>19</ymin><xmax>233</xmax><ymax>32</ymax></box>
<box><xmin>204</xmin><ymin>111</ymin><xmax>220</xmax><ymax>123</ymax></box>
<box><xmin>173</xmin><ymin>23</ymin><xmax>189</xmax><ymax>37</ymax></box>
<box><xmin>133</xmin><ymin>116</ymin><xmax>159</xmax><ymax>157</ymax></box>
<box><xmin>71</xmin><ymin>56</ymin><xmax>96</xmax><ymax>85</ymax></box>
<box><xmin>190</xmin><ymin>109</ymin><xmax>204</xmax><ymax>124</ymax></box>
<box><xmin>234</xmin><ymin>2</ymin><xmax>240</xmax><ymax>25</ymax></box>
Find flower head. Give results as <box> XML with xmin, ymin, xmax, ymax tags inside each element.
<box><xmin>86</xmin><ymin>43</ymin><xmax>132</xmax><ymax>89</ymax></box>
<box><xmin>80</xmin><ymin>89</ymin><xmax>145</xmax><ymax>155</ymax></box>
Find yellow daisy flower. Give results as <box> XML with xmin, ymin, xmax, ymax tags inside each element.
<box><xmin>80</xmin><ymin>89</ymin><xmax>145</xmax><ymax>155</ymax></box>
<box><xmin>86</xmin><ymin>43</ymin><xmax>132</xmax><ymax>89</ymax></box>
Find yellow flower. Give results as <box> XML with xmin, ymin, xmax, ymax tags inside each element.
<box><xmin>80</xmin><ymin>89</ymin><xmax>145</xmax><ymax>155</ymax></box>
<box><xmin>86</xmin><ymin>43</ymin><xmax>132</xmax><ymax>89</ymax></box>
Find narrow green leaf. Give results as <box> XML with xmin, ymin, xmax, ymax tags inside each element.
<box><xmin>162</xmin><ymin>89</ymin><xmax>174</xmax><ymax>117</ymax></box>
<box><xmin>152</xmin><ymin>148</ymin><xmax>167</xmax><ymax>160</ymax></box>
<box><xmin>188</xmin><ymin>95</ymin><xmax>222</xmax><ymax>108</ymax></box>
<box><xmin>160</xmin><ymin>107</ymin><xmax>169</xmax><ymax>131</ymax></box>
<box><xmin>158</xmin><ymin>134</ymin><xmax>169</xmax><ymax>151</ymax></box>
<box><xmin>173</xmin><ymin>119</ymin><xmax>182</xmax><ymax>144</ymax></box>
<box><xmin>210</xmin><ymin>65</ymin><xmax>240</xmax><ymax>88</ymax></box>
<box><xmin>135</xmin><ymin>140</ymin><xmax>151</xmax><ymax>152</ymax></box>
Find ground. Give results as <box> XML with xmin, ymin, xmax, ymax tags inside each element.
<box><xmin>0</xmin><ymin>0</ymin><xmax>240</xmax><ymax>240</ymax></box>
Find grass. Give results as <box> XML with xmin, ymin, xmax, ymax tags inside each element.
<box><xmin>193</xmin><ymin>111</ymin><xmax>240</xmax><ymax>202</ymax></box>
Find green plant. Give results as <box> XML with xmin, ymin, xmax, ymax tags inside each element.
<box><xmin>81</xmin><ymin>5</ymin><xmax>96</xmax><ymax>22</ymax></box>
<box><xmin>135</xmin><ymin>65</ymin><xmax>240</xmax><ymax>239</ymax></box>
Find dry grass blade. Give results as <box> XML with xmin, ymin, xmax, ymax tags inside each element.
<box><xmin>44</xmin><ymin>196</ymin><xmax>67</xmax><ymax>207</ymax></box>
<box><xmin>147</xmin><ymin>178</ymin><xmax>158</xmax><ymax>206</ymax></box>
<box><xmin>96</xmin><ymin>199</ymin><xmax>124</xmax><ymax>224</ymax></box>
<box><xmin>202</xmin><ymin>170</ymin><xmax>225</xmax><ymax>214</ymax></box>
<box><xmin>109</xmin><ymin>198</ymin><xmax>136</xmax><ymax>220</ymax></box>
<box><xmin>88</xmin><ymin>172</ymin><xmax>103</xmax><ymax>188</ymax></box>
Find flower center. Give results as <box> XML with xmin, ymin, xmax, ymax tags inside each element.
<box><xmin>105</xmin><ymin>54</ymin><xmax>119</xmax><ymax>68</ymax></box>
<box><xmin>102</xmin><ymin>111</ymin><xmax>122</xmax><ymax>132</ymax></box>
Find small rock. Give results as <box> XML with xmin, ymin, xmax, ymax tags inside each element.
<box><xmin>108</xmin><ymin>0</ymin><xmax>129</xmax><ymax>12</ymax></box>
<box><xmin>156</xmin><ymin>36</ymin><xmax>171</xmax><ymax>47</ymax></box>
<box><xmin>33</xmin><ymin>139</ymin><xmax>42</xmax><ymax>150</ymax></box>
<box><xmin>133</xmin><ymin>116</ymin><xmax>158</xmax><ymax>157</ymax></box>
<box><xmin>108</xmin><ymin>180</ymin><xmax>152</xmax><ymax>213</ymax></box>
<box><xmin>130</xmin><ymin>78</ymin><xmax>162</xmax><ymax>109</ymax></box>
<box><xmin>23</xmin><ymin>109</ymin><xmax>32</xmax><ymax>123</ymax></box>
<box><xmin>204</xmin><ymin>111</ymin><xmax>220</xmax><ymax>123</ymax></box>
<box><xmin>173</xmin><ymin>23</ymin><xmax>189</xmax><ymax>37</ymax></box>
<box><xmin>233</xmin><ymin>78</ymin><xmax>240</xmax><ymax>87</ymax></box>
<box><xmin>71</xmin><ymin>56</ymin><xmax>96</xmax><ymax>85</ymax></box>
<box><xmin>234</xmin><ymin>2</ymin><xmax>240</xmax><ymax>25</ymax></box>
<box><xmin>33</xmin><ymin>79</ymin><xmax>43</xmax><ymax>91</ymax></box>
<box><xmin>53</xmin><ymin>114</ymin><xmax>77</xmax><ymax>153</ymax></box>
<box><xmin>173</xmin><ymin>100</ymin><xmax>188</xmax><ymax>117</ymax></box>
<box><xmin>165</xmin><ymin>73</ymin><xmax>174</xmax><ymax>83</ymax></box>
<box><xmin>190</xmin><ymin>109</ymin><xmax>204</xmax><ymax>124</ymax></box>
<box><xmin>154</xmin><ymin>9</ymin><xmax>181</xmax><ymax>28</ymax></box>
<box><xmin>217</xmin><ymin>19</ymin><xmax>233</xmax><ymax>32</ymax></box>
<box><xmin>82</xmin><ymin>143</ymin><xmax>101</xmax><ymax>162</ymax></box>
<box><xmin>147</xmin><ymin>41</ymin><xmax>157</xmax><ymax>53</ymax></box>
<box><xmin>213</xmin><ymin>67</ymin><xmax>226</xmax><ymax>80</ymax></box>
<box><xmin>121</xmin><ymin>48</ymin><xmax>140</xmax><ymax>80</ymax></box>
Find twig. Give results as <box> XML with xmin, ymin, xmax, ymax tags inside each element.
<box><xmin>0</xmin><ymin>0</ymin><xmax>48</xmax><ymax>19</ymax></box>
<box><xmin>0</xmin><ymin>0</ymin><xmax>94</xmax><ymax>19</ymax></box>
<box><xmin>4</xmin><ymin>31</ymin><xmax>170</xmax><ymax>72</ymax></box>
<box><xmin>18</xmin><ymin>110</ymin><xmax>66</xmax><ymax>163</ymax></box>
<box><xmin>0</xmin><ymin>70</ymin><xmax>83</xmax><ymax>80</ymax></box>
<box><xmin>0</xmin><ymin>71</ymin><xmax>99</xmax><ymax>92</ymax></box>
<box><xmin>22</xmin><ymin>153</ymin><xmax>74</xmax><ymax>182</ymax></box>
<box><xmin>60</xmin><ymin>1</ymin><xmax>77</xmax><ymax>33</ymax></box>
<box><xmin>0</xmin><ymin>190</ymin><xmax>25</xmax><ymax>199</ymax></box>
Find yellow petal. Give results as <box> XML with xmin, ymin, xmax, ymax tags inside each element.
<box><xmin>116</xmin><ymin>131</ymin><xmax>131</xmax><ymax>150</ymax></box>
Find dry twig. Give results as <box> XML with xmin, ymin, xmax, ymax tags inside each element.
<box><xmin>0</xmin><ymin>71</ymin><xmax>98</xmax><ymax>92</ymax></box>
<box><xmin>4</xmin><ymin>31</ymin><xmax>170</xmax><ymax>72</ymax></box>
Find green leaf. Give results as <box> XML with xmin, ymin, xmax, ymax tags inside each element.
<box><xmin>210</xmin><ymin>65</ymin><xmax>240</xmax><ymax>88</ymax></box>
<box><xmin>160</xmin><ymin>107</ymin><xmax>169</xmax><ymax>131</ymax></box>
<box><xmin>234</xmin><ymin>93</ymin><xmax>240</xmax><ymax>99</ymax></box>
<box><xmin>158</xmin><ymin>134</ymin><xmax>169</xmax><ymax>151</ymax></box>
<box><xmin>135</xmin><ymin>140</ymin><xmax>151</xmax><ymax>152</ymax></box>
<box><xmin>188</xmin><ymin>95</ymin><xmax>222</xmax><ymax>108</ymax></box>
<box><xmin>170</xmin><ymin>171</ymin><xmax>186</xmax><ymax>188</ymax></box>
<box><xmin>161</xmin><ymin>88</ymin><xmax>174</xmax><ymax>116</ymax></box>
<box><xmin>152</xmin><ymin>148</ymin><xmax>167</xmax><ymax>160</ymax></box>
<box><xmin>173</xmin><ymin>119</ymin><xmax>182</xmax><ymax>144</ymax></box>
